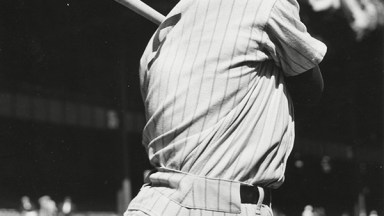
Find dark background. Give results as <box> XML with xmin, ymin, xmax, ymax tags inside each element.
<box><xmin>0</xmin><ymin>0</ymin><xmax>382</xmax><ymax>215</ymax></box>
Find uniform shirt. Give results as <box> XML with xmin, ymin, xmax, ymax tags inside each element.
<box><xmin>139</xmin><ymin>0</ymin><xmax>326</xmax><ymax>188</ymax></box>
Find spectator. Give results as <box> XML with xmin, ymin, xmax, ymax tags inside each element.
<box><xmin>38</xmin><ymin>196</ymin><xmax>57</xmax><ymax>216</ymax></box>
<box><xmin>58</xmin><ymin>197</ymin><xmax>75</xmax><ymax>216</ymax></box>
<box><xmin>302</xmin><ymin>205</ymin><xmax>315</xmax><ymax>216</ymax></box>
<box><xmin>20</xmin><ymin>196</ymin><xmax>38</xmax><ymax>216</ymax></box>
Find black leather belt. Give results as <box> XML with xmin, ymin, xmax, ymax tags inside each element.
<box><xmin>240</xmin><ymin>185</ymin><xmax>271</xmax><ymax>205</ymax></box>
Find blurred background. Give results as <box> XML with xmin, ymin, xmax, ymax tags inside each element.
<box><xmin>0</xmin><ymin>0</ymin><xmax>382</xmax><ymax>215</ymax></box>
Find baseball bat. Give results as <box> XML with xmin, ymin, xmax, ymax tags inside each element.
<box><xmin>114</xmin><ymin>0</ymin><xmax>165</xmax><ymax>25</ymax></box>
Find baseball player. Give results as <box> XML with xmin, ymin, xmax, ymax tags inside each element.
<box><xmin>125</xmin><ymin>0</ymin><xmax>327</xmax><ymax>215</ymax></box>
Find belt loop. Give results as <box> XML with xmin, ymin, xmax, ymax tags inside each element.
<box><xmin>257</xmin><ymin>186</ymin><xmax>265</xmax><ymax>205</ymax></box>
<box><xmin>269</xmin><ymin>189</ymin><xmax>273</xmax><ymax>208</ymax></box>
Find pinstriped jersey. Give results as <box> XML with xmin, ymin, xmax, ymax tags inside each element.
<box><xmin>139</xmin><ymin>0</ymin><xmax>326</xmax><ymax>188</ymax></box>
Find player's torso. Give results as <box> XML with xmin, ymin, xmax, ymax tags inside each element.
<box><xmin>139</xmin><ymin>0</ymin><xmax>294</xmax><ymax>187</ymax></box>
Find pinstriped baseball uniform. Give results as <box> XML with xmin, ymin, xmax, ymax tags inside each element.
<box><xmin>126</xmin><ymin>0</ymin><xmax>326</xmax><ymax>215</ymax></box>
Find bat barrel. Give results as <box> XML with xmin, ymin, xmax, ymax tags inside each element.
<box><xmin>114</xmin><ymin>0</ymin><xmax>165</xmax><ymax>25</ymax></box>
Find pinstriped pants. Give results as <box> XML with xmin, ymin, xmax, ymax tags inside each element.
<box><xmin>124</xmin><ymin>169</ymin><xmax>273</xmax><ymax>216</ymax></box>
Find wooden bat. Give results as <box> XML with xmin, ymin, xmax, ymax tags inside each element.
<box><xmin>114</xmin><ymin>0</ymin><xmax>165</xmax><ymax>25</ymax></box>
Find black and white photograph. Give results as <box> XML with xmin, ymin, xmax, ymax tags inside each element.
<box><xmin>0</xmin><ymin>0</ymin><xmax>383</xmax><ymax>215</ymax></box>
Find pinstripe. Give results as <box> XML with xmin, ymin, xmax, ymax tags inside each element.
<box><xmin>179</xmin><ymin>0</ymin><xmax>224</xmax><ymax>168</ymax></box>
<box><xmin>192</xmin><ymin>177</ymin><xmax>196</xmax><ymax>208</ymax></box>
<box><xmin>185</xmin><ymin>0</ymin><xmax>236</xmax><ymax>168</ymax></box>
<box><xmin>159</xmin><ymin>36</ymin><xmax>182</xmax><ymax>164</ymax></box>
<box><xmin>175</xmin><ymin>203</ymin><xmax>183</xmax><ymax>216</ymax></box>
<box><xmin>151</xmin><ymin>1</ymin><xmax>200</xmax><ymax>169</ymax></box>
<box><xmin>166</xmin><ymin>32</ymin><xmax>185</xmax><ymax>127</ymax></box>
<box><xmin>127</xmin><ymin>177</ymin><xmax>273</xmax><ymax>215</ymax></box>
<box><xmin>229</xmin><ymin>181</ymin><xmax>233</xmax><ymax>212</ymax></box>
<box><xmin>167</xmin><ymin>18</ymin><xmax>187</xmax><ymax>163</ymax></box>
<box><xmin>204</xmin><ymin>177</ymin><xmax>207</xmax><ymax>211</ymax></box>
<box><xmin>153</xmin><ymin>192</ymin><xmax>170</xmax><ymax>214</ymax></box>
<box><xmin>204</xmin><ymin>3</ymin><xmax>264</xmax><ymax>177</ymax></box>
<box><xmin>268</xmin><ymin>5</ymin><xmax>322</xmax><ymax>63</ymax></box>
<box><xmin>165</xmin><ymin>7</ymin><xmax>193</xmax><ymax>169</ymax></box>
<box><xmin>177</xmin><ymin>0</ymin><xmax>212</xmax><ymax>167</ymax></box>
<box><xmin>287</xmin><ymin>0</ymin><xmax>300</xmax><ymax>30</ymax></box>
<box><xmin>177</xmin><ymin>0</ymin><xmax>204</xmax><ymax>122</ymax></box>
<box><xmin>134</xmin><ymin>0</ymin><xmax>327</xmax><ymax>214</ymax></box>
<box><xmin>141</xmin><ymin>0</ymin><xmax>325</xmax><ymax>184</ymax></box>
<box><xmin>146</xmin><ymin>31</ymin><xmax>176</xmax><ymax>164</ymax></box>
<box><xmin>226</xmin><ymin>0</ymin><xmax>266</xmax><ymax>178</ymax></box>
<box><xmin>157</xmin><ymin>1</ymin><xmax>200</xmax><ymax>168</ymax></box>
<box><xmin>192</xmin><ymin>0</ymin><xmax>224</xmax><ymax>121</ymax></box>
<box><xmin>153</xmin><ymin>29</ymin><xmax>174</xmax><ymax>110</ymax></box>
<box><xmin>268</xmin><ymin>29</ymin><xmax>316</xmax><ymax>73</ymax></box>
<box><xmin>217</xmin><ymin>179</ymin><xmax>221</xmax><ymax>211</ymax></box>
<box><xmin>275</xmin><ymin>33</ymin><xmax>320</xmax><ymax>69</ymax></box>
<box><xmin>134</xmin><ymin>185</ymin><xmax>152</xmax><ymax>206</ymax></box>
<box><xmin>239</xmin><ymin>64</ymin><xmax>281</xmax><ymax>179</ymax></box>
<box><xmin>228</xmin><ymin>62</ymin><xmax>270</xmax><ymax>180</ymax></box>
<box><xmin>216</xmin><ymin>0</ymin><xmax>251</xmax><ymax>120</ymax></box>
<box><xmin>270</xmin><ymin>37</ymin><xmax>308</xmax><ymax>73</ymax></box>
<box><xmin>203</xmin><ymin>0</ymin><xmax>236</xmax><ymax>121</ymax></box>
<box><xmin>219</xmin><ymin>65</ymin><xmax>260</xmax><ymax>179</ymax></box>
<box><xmin>148</xmin><ymin>188</ymin><xmax>164</xmax><ymax>211</ymax></box>
<box><xmin>160</xmin><ymin>198</ymin><xmax>172</xmax><ymax>215</ymax></box>
<box><xmin>157</xmin><ymin>35</ymin><xmax>178</xmax><ymax>151</ymax></box>
<box><xmin>179</xmin><ymin>181</ymin><xmax>194</xmax><ymax>204</ymax></box>
<box><xmin>262</xmin><ymin>5</ymin><xmax>312</xmax><ymax>76</ymax></box>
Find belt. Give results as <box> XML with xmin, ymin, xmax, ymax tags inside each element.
<box><xmin>240</xmin><ymin>184</ymin><xmax>271</xmax><ymax>205</ymax></box>
<box><xmin>147</xmin><ymin>168</ymin><xmax>272</xmax><ymax>213</ymax></box>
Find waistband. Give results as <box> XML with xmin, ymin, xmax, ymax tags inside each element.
<box><xmin>146</xmin><ymin>168</ymin><xmax>271</xmax><ymax>214</ymax></box>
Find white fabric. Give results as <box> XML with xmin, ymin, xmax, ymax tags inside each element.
<box><xmin>130</xmin><ymin>0</ymin><xmax>327</xmax><ymax>215</ymax></box>
<box><xmin>139</xmin><ymin>0</ymin><xmax>326</xmax><ymax>191</ymax></box>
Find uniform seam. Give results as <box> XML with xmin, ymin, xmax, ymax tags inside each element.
<box><xmin>261</xmin><ymin>0</ymin><xmax>279</xmax><ymax>32</ymax></box>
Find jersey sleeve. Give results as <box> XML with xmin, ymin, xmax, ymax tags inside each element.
<box><xmin>265</xmin><ymin>0</ymin><xmax>327</xmax><ymax>76</ymax></box>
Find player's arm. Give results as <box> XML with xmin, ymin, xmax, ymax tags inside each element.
<box><xmin>264</xmin><ymin>0</ymin><xmax>326</xmax><ymax>105</ymax></box>
<box><xmin>285</xmin><ymin>65</ymin><xmax>324</xmax><ymax>105</ymax></box>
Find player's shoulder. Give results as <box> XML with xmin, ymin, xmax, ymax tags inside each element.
<box><xmin>272</xmin><ymin>0</ymin><xmax>300</xmax><ymax>12</ymax></box>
